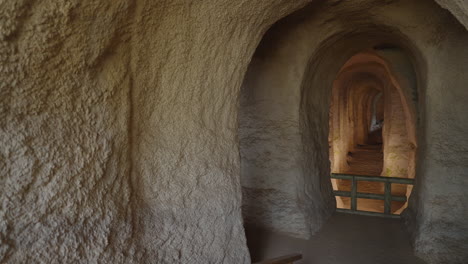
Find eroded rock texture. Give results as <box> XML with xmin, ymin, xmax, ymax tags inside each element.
<box><xmin>435</xmin><ymin>0</ymin><xmax>468</xmax><ymax>30</ymax></box>
<box><xmin>1</xmin><ymin>0</ymin><xmax>468</xmax><ymax>263</ymax></box>
<box><xmin>0</xmin><ymin>1</ymin><xmax>136</xmax><ymax>262</ymax></box>
<box><xmin>0</xmin><ymin>0</ymin><xmax>311</xmax><ymax>263</ymax></box>
<box><xmin>239</xmin><ymin>16</ymin><xmax>336</xmax><ymax>239</ymax></box>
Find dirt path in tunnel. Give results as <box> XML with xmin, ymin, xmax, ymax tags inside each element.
<box><xmin>346</xmin><ymin>144</ymin><xmax>383</xmax><ymax>176</ymax></box>
<box><xmin>246</xmin><ymin>213</ymin><xmax>426</xmax><ymax>264</ymax></box>
<box><xmin>336</xmin><ymin>144</ymin><xmax>405</xmax><ymax>213</ymax></box>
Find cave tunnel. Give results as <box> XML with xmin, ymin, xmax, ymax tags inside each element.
<box><xmin>329</xmin><ymin>51</ymin><xmax>417</xmax><ymax>215</ymax></box>
<box><xmin>3</xmin><ymin>0</ymin><xmax>468</xmax><ymax>263</ymax></box>
<box><xmin>238</xmin><ymin>0</ymin><xmax>467</xmax><ymax>263</ymax></box>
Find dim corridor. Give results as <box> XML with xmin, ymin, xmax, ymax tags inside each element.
<box><xmin>246</xmin><ymin>213</ymin><xmax>426</xmax><ymax>264</ymax></box>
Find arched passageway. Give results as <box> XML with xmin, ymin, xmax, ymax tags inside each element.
<box><xmin>3</xmin><ymin>0</ymin><xmax>468</xmax><ymax>263</ymax></box>
<box><xmin>238</xmin><ymin>0</ymin><xmax>468</xmax><ymax>263</ymax></box>
<box><xmin>239</xmin><ymin>23</ymin><xmax>423</xmax><ymax>264</ymax></box>
<box><xmin>329</xmin><ymin>51</ymin><xmax>417</xmax><ymax>214</ymax></box>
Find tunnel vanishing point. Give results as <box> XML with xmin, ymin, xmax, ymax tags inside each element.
<box><xmin>1</xmin><ymin>0</ymin><xmax>468</xmax><ymax>264</ymax></box>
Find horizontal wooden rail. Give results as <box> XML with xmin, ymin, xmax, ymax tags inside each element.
<box><xmin>333</xmin><ymin>190</ymin><xmax>407</xmax><ymax>202</ymax></box>
<box><xmin>332</xmin><ymin>173</ymin><xmax>414</xmax><ymax>185</ymax></box>
<box><xmin>335</xmin><ymin>208</ymin><xmax>401</xmax><ymax>219</ymax></box>
<box><xmin>253</xmin><ymin>254</ymin><xmax>302</xmax><ymax>264</ymax></box>
<box><xmin>331</xmin><ymin>173</ymin><xmax>414</xmax><ymax>218</ymax></box>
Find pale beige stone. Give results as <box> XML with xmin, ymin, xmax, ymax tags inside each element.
<box><xmin>1</xmin><ymin>0</ymin><xmax>467</xmax><ymax>263</ymax></box>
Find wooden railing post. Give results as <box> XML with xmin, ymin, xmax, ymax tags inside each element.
<box><xmin>384</xmin><ymin>181</ymin><xmax>391</xmax><ymax>215</ymax></box>
<box><xmin>351</xmin><ymin>176</ymin><xmax>357</xmax><ymax>211</ymax></box>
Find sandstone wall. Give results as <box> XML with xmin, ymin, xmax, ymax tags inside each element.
<box><xmin>406</xmin><ymin>9</ymin><xmax>468</xmax><ymax>263</ymax></box>
<box><xmin>0</xmin><ymin>0</ymin><xmax>311</xmax><ymax>263</ymax></box>
<box><xmin>128</xmin><ymin>1</ymin><xmax>313</xmax><ymax>262</ymax></box>
<box><xmin>1</xmin><ymin>1</ymin><xmax>136</xmax><ymax>262</ymax></box>
<box><xmin>1</xmin><ymin>0</ymin><xmax>467</xmax><ymax>263</ymax></box>
<box><xmin>239</xmin><ymin>23</ymin><xmax>335</xmax><ymax>238</ymax></box>
<box><xmin>435</xmin><ymin>0</ymin><xmax>468</xmax><ymax>30</ymax></box>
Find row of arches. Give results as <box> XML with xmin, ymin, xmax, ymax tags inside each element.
<box><xmin>237</xmin><ymin>0</ymin><xmax>468</xmax><ymax>262</ymax></box>
<box><xmin>236</xmin><ymin>1</ymin><xmax>435</xmax><ymax>261</ymax></box>
<box><xmin>329</xmin><ymin>51</ymin><xmax>417</xmax><ymax>213</ymax></box>
<box><xmin>239</xmin><ymin>29</ymin><xmax>422</xmax><ymax>236</ymax></box>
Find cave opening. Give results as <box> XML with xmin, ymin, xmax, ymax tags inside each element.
<box><xmin>329</xmin><ymin>51</ymin><xmax>417</xmax><ymax>214</ymax></box>
<box><xmin>238</xmin><ymin>1</ymin><xmax>428</xmax><ymax>262</ymax></box>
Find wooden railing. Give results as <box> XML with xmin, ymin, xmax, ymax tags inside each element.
<box><xmin>253</xmin><ymin>254</ymin><xmax>302</xmax><ymax>264</ymax></box>
<box><xmin>331</xmin><ymin>173</ymin><xmax>414</xmax><ymax>219</ymax></box>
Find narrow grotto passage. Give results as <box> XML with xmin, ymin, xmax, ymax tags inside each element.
<box><xmin>3</xmin><ymin>0</ymin><xmax>468</xmax><ymax>263</ymax></box>
<box><xmin>329</xmin><ymin>52</ymin><xmax>416</xmax><ymax>214</ymax></box>
<box><xmin>237</xmin><ymin>0</ymin><xmax>431</xmax><ymax>261</ymax></box>
<box><xmin>241</xmin><ymin>48</ymin><xmax>421</xmax><ymax>263</ymax></box>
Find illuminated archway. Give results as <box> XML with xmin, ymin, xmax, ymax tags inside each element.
<box><xmin>329</xmin><ymin>51</ymin><xmax>417</xmax><ymax>213</ymax></box>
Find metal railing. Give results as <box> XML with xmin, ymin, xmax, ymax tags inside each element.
<box><xmin>331</xmin><ymin>173</ymin><xmax>414</xmax><ymax>219</ymax></box>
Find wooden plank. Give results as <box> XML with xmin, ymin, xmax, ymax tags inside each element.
<box><xmin>355</xmin><ymin>175</ymin><xmax>413</xmax><ymax>185</ymax></box>
<box><xmin>333</xmin><ymin>190</ymin><xmax>352</xmax><ymax>197</ymax></box>
<box><xmin>331</xmin><ymin>173</ymin><xmax>412</xmax><ymax>217</ymax></box>
<box><xmin>336</xmin><ymin>208</ymin><xmax>401</xmax><ymax>219</ymax></box>
<box><xmin>333</xmin><ymin>191</ymin><xmax>407</xmax><ymax>202</ymax></box>
<box><xmin>330</xmin><ymin>174</ymin><xmax>353</xmax><ymax>180</ymax></box>
<box><xmin>384</xmin><ymin>182</ymin><xmax>392</xmax><ymax>215</ymax></box>
<box><xmin>253</xmin><ymin>254</ymin><xmax>302</xmax><ymax>264</ymax></box>
<box><xmin>331</xmin><ymin>173</ymin><xmax>414</xmax><ymax>185</ymax></box>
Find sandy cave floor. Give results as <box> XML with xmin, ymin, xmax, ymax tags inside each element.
<box><xmin>246</xmin><ymin>213</ymin><xmax>426</xmax><ymax>264</ymax></box>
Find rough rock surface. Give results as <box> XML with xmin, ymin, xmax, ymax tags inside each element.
<box><xmin>1</xmin><ymin>0</ymin><xmax>468</xmax><ymax>263</ymax></box>
<box><xmin>435</xmin><ymin>0</ymin><xmax>468</xmax><ymax>30</ymax></box>
<box><xmin>1</xmin><ymin>1</ymin><xmax>136</xmax><ymax>262</ymax></box>
<box><xmin>0</xmin><ymin>0</ymin><xmax>311</xmax><ymax>263</ymax></box>
<box><xmin>238</xmin><ymin>15</ymin><xmax>336</xmax><ymax>239</ymax></box>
